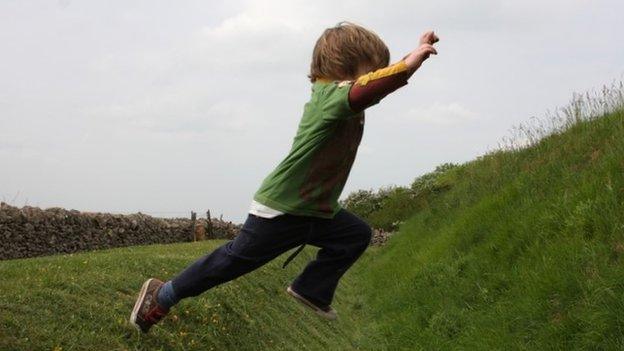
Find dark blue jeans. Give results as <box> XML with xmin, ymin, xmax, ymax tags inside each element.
<box><xmin>170</xmin><ymin>208</ymin><xmax>372</xmax><ymax>307</ymax></box>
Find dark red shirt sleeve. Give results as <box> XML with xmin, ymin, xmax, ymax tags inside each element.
<box><xmin>348</xmin><ymin>60</ymin><xmax>412</xmax><ymax>113</ymax></box>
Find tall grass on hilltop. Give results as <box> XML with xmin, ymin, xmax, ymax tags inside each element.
<box><xmin>499</xmin><ymin>80</ymin><xmax>624</xmax><ymax>151</ymax></box>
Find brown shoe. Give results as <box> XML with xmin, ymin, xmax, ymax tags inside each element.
<box><xmin>130</xmin><ymin>278</ymin><xmax>170</xmax><ymax>333</ymax></box>
<box><xmin>286</xmin><ymin>285</ymin><xmax>337</xmax><ymax>320</ymax></box>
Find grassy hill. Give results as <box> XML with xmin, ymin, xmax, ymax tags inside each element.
<box><xmin>354</xmin><ymin>85</ymin><xmax>624</xmax><ymax>349</ymax></box>
<box><xmin>1</xmin><ymin>83</ymin><xmax>623</xmax><ymax>350</ymax></box>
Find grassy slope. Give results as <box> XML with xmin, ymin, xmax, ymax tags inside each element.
<box><xmin>1</xmin><ymin>106</ymin><xmax>623</xmax><ymax>350</ymax></box>
<box><xmin>0</xmin><ymin>241</ymin><xmax>381</xmax><ymax>350</ymax></box>
<box><xmin>358</xmin><ymin>108</ymin><xmax>624</xmax><ymax>350</ymax></box>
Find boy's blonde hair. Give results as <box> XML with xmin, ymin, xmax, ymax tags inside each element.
<box><xmin>308</xmin><ymin>21</ymin><xmax>390</xmax><ymax>83</ymax></box>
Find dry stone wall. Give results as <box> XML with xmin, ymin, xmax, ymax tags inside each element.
<box><xmin>0</xmin><ymin>203</ymin><xmax>241</xmax><ymax>260</ymax></box>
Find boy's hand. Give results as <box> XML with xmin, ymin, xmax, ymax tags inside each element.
<box><xmin>419</xmin><ymin>30</ymin><xmax>439</xmax><ymax>45</ymax></box>
<box><xmin>403</xmin><ymin>30</ymin><xmax>439</xmax><ymax>74</ymax></box>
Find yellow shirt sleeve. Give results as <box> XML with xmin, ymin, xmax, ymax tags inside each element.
<box><xmin>355</xmin><ymin>60</ymin><xmax>409</xmax><ymax>86</ymax></box>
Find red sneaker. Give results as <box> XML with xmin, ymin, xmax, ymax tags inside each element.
<box><xmin>286</xmin><ymin>285</ymin><xmax>337</xmax><ymax>320</ymax></box>
<box><xmin>130</xmin><ymin>278</ymin><xmax>170</xmax><ymax>333</ymax></box>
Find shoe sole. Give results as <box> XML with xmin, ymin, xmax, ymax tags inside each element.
<box><xmin>286</xmin><ymin>285</ymin><xmax>337</xmax><ymax>320</ymax></box>
<box><xmin>129</xmin><ymin>278</ymin><xmax>154</xmax><ymax>332</ymax></box>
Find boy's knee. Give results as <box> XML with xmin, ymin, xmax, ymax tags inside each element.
<box><xmin>363</xmin><ymin>225</ymin><xmax>373</xmax><ymax>246</ymax></box>
<box><xmin>353</xmin><ymin>222</ymin><xmax>372</xmax><ymax>249</ymax></box>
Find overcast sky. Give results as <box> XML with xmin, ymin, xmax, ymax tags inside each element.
<box><xmin>1</xmin><ymin>0</ymin><xmax>622</xmax><ymax>223</ymax></box>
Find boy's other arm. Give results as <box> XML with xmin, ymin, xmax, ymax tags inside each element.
<box><xmin>348</xmin><ymin>30</ymin><xmax>439</xmax><ymax>113</ymax></box>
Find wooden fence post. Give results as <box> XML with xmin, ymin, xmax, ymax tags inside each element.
<box><xmin>190</xmin><ymin>211</ymin><xmax>196</xmax><ymax>241</ymax></box>
<box><xmin>206</xmin><ymin>210</ymin><xmax>214</xmax><ymax>238</ymax></box>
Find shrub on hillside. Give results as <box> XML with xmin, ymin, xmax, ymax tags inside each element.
<box><xmin>341</xmin><ymin>163</ymin><xmax>461</xmax><ymax>231</ymax></box>
<box><xmin>410</xmin><ymin>162</ymin><xmax>458</xmax><ymax>195</ymax></box>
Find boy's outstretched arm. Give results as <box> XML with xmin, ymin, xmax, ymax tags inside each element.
<box><xmin>348</xmin><ymin>30</ymin><xmax>439</xmax><ymax>113</ymax></box>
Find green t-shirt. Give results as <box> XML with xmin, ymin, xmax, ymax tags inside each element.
<box><xmin>253</xmin><ymin>80</ymin><xmax>365</xmax><ymax>219</ymax></box>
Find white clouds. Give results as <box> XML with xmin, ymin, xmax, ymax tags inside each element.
<box><xmin>404</xmin><ymin>102</ymin><xmax>479</xmax><ymax>126</ymax></box>
<box><xmin>193</xmin><ymin>1</ymin><xmax>321</xmax><ymax>70</ymax></box>
<box><xmin>201</xmin><ymin>6</ymin><xmax>305</xmax><ymax>39</ymax></box>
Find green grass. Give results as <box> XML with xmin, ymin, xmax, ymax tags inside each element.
<box><xmin>2</xmin><ymin>84</ymin><xmax>624</xmax><ymax>350</ymax></box>
<box><xmin>356</xmin><ymin>106</ymin><xmax>624</xmax><ymax>349</ymax></box>
<box><xmin>0</xmin><ymin>241</ymin><xmax>382</xmax><ymax>350</ymax></box>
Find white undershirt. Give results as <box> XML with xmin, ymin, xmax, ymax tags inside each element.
<box><xmin>249</xmin><ymin>199</ymin><xmax>285</xmax><ymax>218</ymax></box>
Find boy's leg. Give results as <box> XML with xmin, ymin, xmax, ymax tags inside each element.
<box><xmin>290</xmin><ymin>208</ymin><xmax>372</xmax><ymax>308</ymax></box>
<box><xmin>167</xmin><ymin>213</ymin><xmax>315</xmax><ymax>303</ymax></box>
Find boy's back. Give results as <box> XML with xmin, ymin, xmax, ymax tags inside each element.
<box><xmin>253</xmin><ymin>80</ymin><xmax>367</xmax><ymax>219</ymax></box>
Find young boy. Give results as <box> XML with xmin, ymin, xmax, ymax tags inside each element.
<box><xmin>130</xmin><ymin>21</ymin><xmax>439</xmax><ymax>333</ymax></box>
